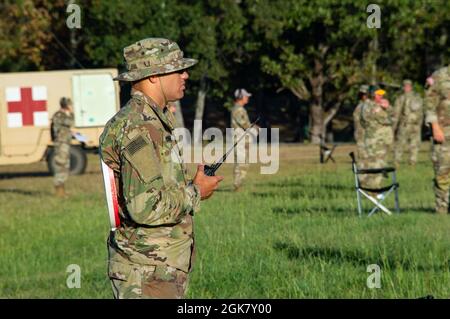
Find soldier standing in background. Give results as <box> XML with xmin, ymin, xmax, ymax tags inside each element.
<box><xmin>360</xmin><ymin>89</ymin><xmax>394</xmax><ymax>190</ymax></box>
<box><xmin>425</xmin><ymin>65</ymin><xmax>450</xmax><ymax>214</ymax></box>
<box><xmin>353</xmin><ymin>85</ymin><xmax>370</xmax><ymax>160</ymax></box>
<box><xmin>393</xmin><ymin>79</ymin><xmax>424</xmax><ymax>167</ymax></box>
<box><xmin>51</xmin><ymin>97</ymin><xmax>74</xmax><ymax>198</ymax></box>
<box><xmin>231</xmin><ymin>88</ymin><xmax>254</xmax><ymax>192</ymax></box>
<box><xmin>353</xmin><ymin>85</ymin><xmax>370</xmax><ymax>186</ymax></box>
<box><xmin>100</xmin><ymin>38</ymin><xmax>223</xmax><ymax>298</ymax></box>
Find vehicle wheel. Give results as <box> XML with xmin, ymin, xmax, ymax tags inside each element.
<box><xmin>47</xmin><ymin>146</ymin><xmax>87</xmax><ymax>175</ymax></box>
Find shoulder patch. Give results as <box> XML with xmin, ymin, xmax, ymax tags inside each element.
<box><xmin>123</xmin><ymin>134</ymin><xmax>161</xmax><ymax>184</ymax></box>
<box><xmin>126</xmin><ymin>135</ymin><xmax>147</xmax><ymax>156</ymax></box>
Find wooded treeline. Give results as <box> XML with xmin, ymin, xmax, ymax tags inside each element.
<box><xmin>1</xmin><ymin>0</ymin><xmax>449</xmax><ymax>142</ymax></box>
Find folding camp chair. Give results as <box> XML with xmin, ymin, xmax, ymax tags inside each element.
<box><xmin>319</xmin><ymin>135</ymin><xmax>337</xmax><ymax>164</ymax></box>
<box><xmin>349</xmin><ymin>152</ymin><xmax>400</xmax><ymax>217</ymax></box>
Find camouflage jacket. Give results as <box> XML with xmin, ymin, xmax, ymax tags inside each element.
<box><xmin>231</xmin><ymin>104</ymin><xmax>251</xmax><ymax>131</ymax></box>
<box><xmin>361</xmin><ymin>100</ymin><xmax>394</xmax><ymax>146</ymax></box>
<box><xmin>353</xmin><ymin>100</ymin><xmax>367</xmax><ymax>146</ymax></box>
<box><xmin>393</xmin><ymin>92</ymin><xmax>423</xmax><ymax>129</ymax></box>
<box><xmin>99</xmin><ymin>90</ymin><xmax>201</xmax><ymax>273</ymax></box>
<box><xmin>51</xmin><ymin>110</ymin><xmax>74</xmax><ymax>144</ymax></box>
<box><xmin>425</xmin><ymin>65</ymin><xmax>450</xmax><ymax>132</ymax></box>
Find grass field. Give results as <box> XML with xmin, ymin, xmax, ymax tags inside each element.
<box><xmin>0</xmin><ymin>143</ymin><xmax>449</xmax><ymax>298</ymax></box>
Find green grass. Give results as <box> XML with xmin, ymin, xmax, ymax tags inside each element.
<box><xmin>0</xmin><ymin>144</ymin><xmax>449</xmax><ymax>298</ymax></box>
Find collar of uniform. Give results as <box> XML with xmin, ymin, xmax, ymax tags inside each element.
<box><xmin>131</xmin><ymin>90</ymin><xmax>174</xmax><ymax>131</ymax></box>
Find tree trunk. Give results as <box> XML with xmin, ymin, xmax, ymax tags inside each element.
<box><xmin>173</xmin><ymin>100</ymin><xmax>185</xmax><ymax>128</ymax></box>
<box><xmin>308</xmin><ymin>55</ymin><xmax>326</xmax><ymax>144</ymax></box>
<box><xmin>309</xmin><ymin>104</ymin><xmax>323</xmax><ymax>144</ymax></box>
<box><xmin>69</xmin><ymin>0</ymin><xmax>78</xmax><ymax>68</ymax></box>
<box><xmin>439</xmin><ymin>26</ymin><xmax>447</xmax><ymax>66</ymax></box>
<box><xmin>322</xmin><ymin>103</ymin><xmax>341</xmax><ymax>142</ymax></box>
<box><xmin>326</xmin><ymin>131</ymin><xmax>334</xmax><ymax>143</ymax></box>
<box><xmin>193</xmin><ymin>82</ymin><xmax>207</xmax><ymax>145</ymax></box>
<box><xmin>370</xmin><ymin>33</ymin><xmax>379</xmax><ymax>86</ymax></box>
<box><xmin>173</xmin><ymin>100</ymin><xmax>189</xmax><ymax>146</ymax></box>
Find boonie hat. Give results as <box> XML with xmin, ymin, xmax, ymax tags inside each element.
<box><xmin>114</xmin><ymin>38</ymin><xmax>197</xmax><ymax>82</ymax></box>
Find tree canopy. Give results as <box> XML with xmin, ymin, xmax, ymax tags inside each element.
<box><xmin>1</xmin><ymin>0</ymin><xmax>449</xmax><ymax>142</ymax></box>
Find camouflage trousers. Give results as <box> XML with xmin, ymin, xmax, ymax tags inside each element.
<box><xmin>364</xmin><ymin>138</ymin><xmax>393</xmax><ymax>190</ymax></box>
<box><xmin>431</xmin><ymin>139</ymin><xmax>450</xmax><ymax>214</ymax></box>
<box><xmin>364</xmin><ymin>156</ymin><xmax>387</xmax><ymax>190</ymax></box>
<box><xmin>233</xmin><ymin>139</ymin><xmax>249</xmax><ymax>189</ymax></box>
<box><xmin>395</xmin><ymin>123</ymin><xmax>421</xmax><ymax>166</ymax></box>
<box><xmin>356</xmin><ymin>143</ymin><xmax>370</xmax><ymax>187</ymax></box>
<box><xmin>53</xmin><ymin>142</ymin><xmax>70</xmax><ymax>186</ymax></box>
<box><xmin>108</xmin><ymin>255</ymin><xmax>189</xmax><ymax>299</ymax></box>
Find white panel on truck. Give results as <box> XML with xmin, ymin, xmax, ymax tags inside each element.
<box><xmin>72</xmin><ymin>74</ymin><xmax>117</xmax><ymax>127</ymax></box>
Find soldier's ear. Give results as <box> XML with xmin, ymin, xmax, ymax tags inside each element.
<box><xmin>148</xmin><ymin>76</ymin><xmax>159</xmax><ymax>84</ymax></box>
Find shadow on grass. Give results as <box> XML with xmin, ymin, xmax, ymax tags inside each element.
<box><xmin>0</xmin><ymin>188</ymin><xmax>50</xmax><ymax>196</ymax></box>
<box><xmin>0</xmin><ymin>172</ymin><xmax>51</xmax><ymax>179</ymax></box>
<box><xmin>272</xmin><ymin>206</ymin><xmax>354</xmax><ymax>215</ymax></box>
<box><xmin>274</xmin><ymin>242</ymin><xmax>450</xmax><ymax>272</ymax></box>
<box><xmin>0</xmin><ymin>171</ymin><xmax>99</xmax><ymax>180</ymax></box>
<box><xmin>215</xmin><ymin>187</ymin><xmax>234</xmax><ymax>193</ymax></box>
<box><xmin>400</xmin><ymin>207</ymin><xmax>437</xmax><ymax>214</ymax></box>
<box><xmin>264</xmin><ymin>181</ymin><xmax>350</xmax><ymax>191</ymax></box>
<box><xmin>252</xmin><ymin>190</ymin><xmax>353</xmax><ymax>200</ymax></box>
<box><xmin>272</xmin><ymin>205</ymin><xmax>436</xmax><ymax>216</ymax></box>
<box><xmin>251</xmin><ymin>191</ymin><xmax>302</xmax><ymax>199</ymax></box>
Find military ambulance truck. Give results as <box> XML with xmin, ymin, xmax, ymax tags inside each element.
<box><xmin>0</xmin><ymin>69</ymin><xmax>120</xmax><ymax>175</ymax></box>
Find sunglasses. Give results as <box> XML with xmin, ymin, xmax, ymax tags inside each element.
<box><xmin>169</xmin><ymin>69</ymin><xmax>187</xmax><ymax>75</ymax></box>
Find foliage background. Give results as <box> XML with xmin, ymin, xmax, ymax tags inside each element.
<box><xmin>1</xmin><ymin>0</ymin><xmax>449</xmax><ymax>142</ymax></box>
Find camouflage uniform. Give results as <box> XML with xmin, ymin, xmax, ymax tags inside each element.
<box><xmin>100</xmin><ymin>38</ymin><xmax>200</xmax><ymax>298</ymax></box>
<box><xmin>231</xmin><ymin>103</ymin><xmax>251</xmax><ymax>190</ymax></box>
<box><xmin>353</xmin><ymin>85</ymin><xmax>370</xmax><ymax>186</ymax></box>
<box><xmin>354</xmin><ymin>100</ymin><xmax>369</xmax><ymax>186</ymax></box>
<box><xmin>360</xmin><ymin>99</ymin><xmax>394</xmax><ymax>189</ymax></box>
<box><xmin>425</xmin><ymin>65</ymin><xmax>450</xmax><ymax>214</ymax></box>
<box><xmin>51</xmin><ymin>110</ymin><xmax>74</xmax><ymax>187</ymax></box>
<box><xmin>393</xmin><ymin>86</ymin><xmax>423</xmax><ymax>166</ymax></box>
<box><xmin>354</xmin><ymin>101</ymin><xmax>368</xmax><ymax>158</ymax></box>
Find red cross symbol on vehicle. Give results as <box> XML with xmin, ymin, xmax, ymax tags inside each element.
<box><xmin>7</xmin><ymin>87</ymin><xmax>47</xmax><ymax>126</ymax></box>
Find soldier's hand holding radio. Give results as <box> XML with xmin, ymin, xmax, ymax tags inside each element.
<box><xmin>193</xmin><ymin>164</ymin><xmax>223</xmax><ymax>200</ymax></box>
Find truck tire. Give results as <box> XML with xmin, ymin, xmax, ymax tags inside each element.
<box><xmin>47</xmin><ymin>146</ymin><xmax>87</xmax><ymax>176</ymax></box>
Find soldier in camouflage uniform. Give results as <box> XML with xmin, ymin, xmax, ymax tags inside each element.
<box><xmin>360</xmin><ymin>89</ymin><xmax>394</xmax><ymax>190</ymax></box>
<box><xmin>100</xmin><ymin>38</ymin><xmax>223</xmax><ymax>298</ymax></box>
<box><xmin>425</xmin><ymin>65</ymin><xmax>450</xmax><ymax>214</ymax></box>
<box><xmin>393</xmin><ymin>79</ymin><xmax>424</xmax><ymax>167</ymax></box>
<box><xmin>51</xmin><ymin>97</ymin><xmax>74</xmax><ymax>198</ymax></box>
<box><xmin>353</xmin><ymin>85</ymin><xmax>370</xmax><ymax>157</ymax></box>
<box><xmin>353</xmin><ymin>85</ymin><xmax>370</xmax><ymax>186</ymax></box>
<box><xmin>231</xmin><ymin>88</ymin><xmax>254</xmax><ymax>191</ymax></box>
